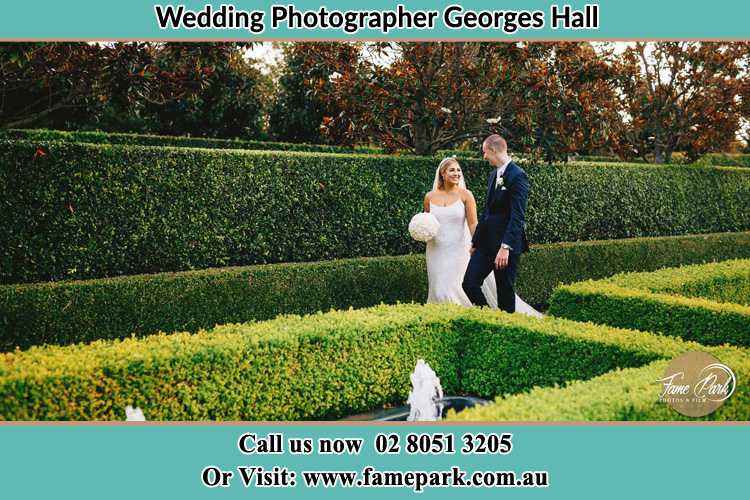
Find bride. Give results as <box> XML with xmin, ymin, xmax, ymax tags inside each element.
<box><xmin>423</xmin><ymin>157</ymin><xmax>541</xmax><ymax>317</ymax></box>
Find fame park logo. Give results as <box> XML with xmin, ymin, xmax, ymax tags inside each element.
<box><xmin>656</xmin><ymin>351</ymin><xmax>737</xmax><ymax>417</ymax></box>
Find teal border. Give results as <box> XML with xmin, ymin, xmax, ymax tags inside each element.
<box><xmin>2</xmin><ymin>1</ymin><xmax>750</xmax><ymax>40</ymax></box>
<box><xmin>1</xmin><ymin>424</ymin><xmax>748</xmax><ymax>498</ymax></box>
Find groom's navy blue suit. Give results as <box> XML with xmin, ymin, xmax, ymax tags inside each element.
<box><xmin>462</xmin><ymin>160</ymin><xmax>529</xmax><ymax>312</ymax></box>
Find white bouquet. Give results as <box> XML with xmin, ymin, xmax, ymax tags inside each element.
<box><xmin>408</xmin><ymin>212</ymin><xmax>440</xmax><ymax>242</ymax></box>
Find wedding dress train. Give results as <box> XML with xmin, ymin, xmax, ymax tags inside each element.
<box><xmin>426</xmin><ymin>200</ymin><xmax>541</xmax><ymax>317</ymax></box>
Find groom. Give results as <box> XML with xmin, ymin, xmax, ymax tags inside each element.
<box><xmin>462</xmin><ymin>135</ymin><xmax>529</xmax><ymax>313</ymax></box>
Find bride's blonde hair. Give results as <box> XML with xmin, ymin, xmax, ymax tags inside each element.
<box><xmin>436</xmin><ymin>157</ymin><xmax>460</xmax><ymax>190</ymax></box>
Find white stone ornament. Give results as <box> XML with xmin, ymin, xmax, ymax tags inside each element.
<box><xmin>125</xmin><ymin>405</ymin><xmax>146</xmax><ymax>421</ymax></box>
<box><xmin>407</xmin><ymin>359</ymin><xmax>444</xmax><ymax>422</ymax></box>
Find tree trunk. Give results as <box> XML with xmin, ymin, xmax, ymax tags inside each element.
<box><xmin>653</xmin><ymin>135</ymin><xmax>666</xmax><ymax>164</ymax></box>
<box><xmin>664</xmin><ymin>148</ymin><xmax>673</xmax><ymax>164</ymax></box>
<box><xmin>413</xmin><ymin>120</ymin><xmax>431</xmax><ymax>155</ymax></box>
<box><xmin>654</xmin><ymin>147</ymin><xmax>665</xmax><ymax>164</ymax></box>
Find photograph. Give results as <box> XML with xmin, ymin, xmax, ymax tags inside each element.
<box><xmin>2</xmin><ymin>2</ymin><xmax>750</xmax><ymax>496</ymax></box>
<box><xmin>1</xmin><ymin>39</ymin><xmax>748</xmax><ymax>423</ymax></box>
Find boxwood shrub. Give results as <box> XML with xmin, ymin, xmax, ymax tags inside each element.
<box><xmin>4</xmin><ymin>232</ymin><xmax>750</xmax><ymax>351</ymax></box>
<box><xmin>3</xmin><ymin>140</ymin><xmax>750</xmax><ymax>284</ymax></box>
<box><xmin>5</xmin><ymin>304</ymin><xmax>737</xmax><ymax>421</ymax></box>
<box><xmin>549</xmin><ymin>259</ymin><xmax>750</xmax><ymax>347</ymax></box>
<box><xmin>695</xmin><ymin>153</ymin><xmax>750</xmax><ymax>168</ymax></box>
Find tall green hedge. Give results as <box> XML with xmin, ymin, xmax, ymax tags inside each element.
<box><xmin>0</xmin><ymin>255</ymin><xmax>424</xmax><ymax>351</ymax></box>
<box><xmin>7</xmin><ymin>304</ymin><xmax>739</xmax><ymax>421</ymax></box>
<box><xmin>0</xmin><ymin>128</ymin><xmax>384</xmax><ymax>155</ymax></box>
<box><xmin>2</xmin><ymin>140</ymin><xmax>750</xmax><ymax>284</ymax></box>
<box><xmin>548</xmin><ymin>259</ymin><xmax>750</xmax><ymax>347</ymax></box>
<box><xmin>4</xmin><ymin>232</ymin><xmax>750</xmax><ymax>351</ymax></box>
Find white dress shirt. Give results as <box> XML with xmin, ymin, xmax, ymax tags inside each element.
<box><xmin>495</xmin><ymin>158</ymin><xmax>512</xmax><ymax>187</ymax></box>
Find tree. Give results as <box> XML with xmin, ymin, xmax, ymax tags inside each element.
<box><xmin>617</xmin><ymin>42</ymin><xmax>745</xmax><ymax>163</ymax></box>
<box><xmin>0</xmin><ymin>43</ymin><xmax>246</xmax><ymax>131</ymax></box>
<box><xmin>739</xmin><ymin>47</ymin><xmax>750</xmax><ymax>151</ymax></box>
<box><xmin>505</xmin><ymin>43</ymin><xmax>623</xmax><ymax>161</ymax></box>
<box><xmin>316</xmin><ymin>42</ymin><xmax>518</xmax><ymax>155</ymax></box>
<box><xmin>1</xmin><ymin>43</ymin><xmax>104</xmax><ymax>129</ymax></box>
<box><xmin>144</xmin><ymin>44</ymin><xmax>268</xmax><ymax>139</ymax></box>
<box><xmin>309</xmin><ymin>42</ymin><xmax>622</xmax><ymax>159</ymax></box>
<box><xmin>741</xmin><ymin>85</ymin><xmax>750</xmax><ymax>151</ymax></box>
<box><xmin>268</xmin><ymin>42</ymin><xmax>358</xmax><ymax>144</ymax></box>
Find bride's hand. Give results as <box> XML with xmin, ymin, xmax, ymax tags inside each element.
<box><xmin>469</xmin><ymin>245</ymin><xmax>476</xmax><ymax>255</ymax></box>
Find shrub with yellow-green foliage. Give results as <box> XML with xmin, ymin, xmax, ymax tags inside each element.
<box><xmin>600</xmin><ymin>259</ymin><xmax>750</xmax><ymax>306</ymax></box>
<box><xmin>450</xmin><ymin>313</ymin><xmax>749</xmax><ymax>421</ymax></box>
<box><xmin>549</xmin><ymin>259</ymin><xmax>750</xmax><ymax>347</ymax></box>
<box><xmin>4</xmin><ymin>232</ymin><xmax>750</xmax><ymax>351</ymax></box>
<box><xmin>3</xmin><ymin>304</ymin><xmax>746</xmax><ymax>421</ymax></box>
<box><xmin>450</xmin><ymin>344</ymin><xmax>749</xmax><ymax>421</ymax></box>
<box><xmin>0</xmin><ymin>305</ymin><xmax>464</xmax><ymax>420</ymax></box>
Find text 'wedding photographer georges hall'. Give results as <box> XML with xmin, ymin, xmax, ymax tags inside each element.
<box><xmin>153</xmin><ymin>4</ymin><xmax>599</xmax><ymax>35</ymax></box>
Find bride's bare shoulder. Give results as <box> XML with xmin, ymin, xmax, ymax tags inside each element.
<box><xmin>460</xmin><ymin>188</ymin><xmax>475</xmax><ymax>201</ymax></box>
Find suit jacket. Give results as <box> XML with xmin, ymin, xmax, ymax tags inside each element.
<box><xmin>471</xmin><ymin>161</ymin><xmax>529</xmax><ymax>254</ymax></box>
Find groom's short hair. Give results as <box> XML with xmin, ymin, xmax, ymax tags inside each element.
<box><xmin>484</xmin><ymin>135</ymin><xmax>507</xmax><ymax>153</ymax></box>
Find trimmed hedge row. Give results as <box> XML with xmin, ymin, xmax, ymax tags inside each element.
<box><xmin>548</xmin><ymin>259</ymin><xmax>750</xmax><ymax>347</ymax></box>
<box><xmin>695</xmin><ymin>153</ymin><xmax>750</xmax><ymax>168</ymax></box>
<box><xmin>3</xmin><ymin>129</ymin><xmax>487</xmax><ymax>159</ymax></box>
<box><xmin>453</xmin><ymin>311</ymin><xmax>749</xmax><ymax>421</ymax></box>
<box><xmin>601</xmin><ymin>258</ymin><xmax>750</xmax><ymax>306</ymax></box>
<box><xmin>3</xmin><ymin>140</ymin><xmax>750</xmax><ymax>284</ymax></box>
<box><xmin>0</xmin><ymin>128</ymin><xmax>384</xmax><ymax>155</ymax></box>
<box><xmin>572</xmin><ymin>154</ymin><xmax>629</xmax><ymax>163</ymax></box>
<box><xmin>0</xmin><ymin>255</ymin><xmax>424</xmax><ymax>351</ymax></box>
<box><xmin>458</xmin><ymin>314</ymin><xmax>660</xmax><ymax>400</ymax></box>
<box><xmin>4</xmin><ymin>232</ymin><xmax>750</xmax><ymax>351</ymax></box>
<box><xmin>2</xmin><ymin>303</ymin><xmax>726</xmax><ymax>421</ymax></box>
<box><xmin>571</xmin><ymin>154</ymin><xmax>691</xmax><ymax>165</ymax></box>
<box><xmin>0</xmin><ymin>305</ymin><xmax>464</xmax><ymax>420</ymax></box>
<box><xmin>450</xmin><ymin>345</ymin><xmax>750</xmax><ymax>421</ymax></box>
<box><xmin>515</xmin><ymin>231</ymin><xmax>750</xmax><ymax>308</ymax></box>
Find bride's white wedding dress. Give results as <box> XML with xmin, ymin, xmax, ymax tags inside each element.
<box><xmin>426</xmin><ymin>199</ymin><xmax>542</xmax><ymax>317</ymax></box>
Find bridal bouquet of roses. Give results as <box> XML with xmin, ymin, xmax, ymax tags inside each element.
<box><xmin>408</xmin><ymin>212</ymin><xmax>440</xmax><ymax>242</ymax></box>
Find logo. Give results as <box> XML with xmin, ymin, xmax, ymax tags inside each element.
<box><xmin>656</xmin><ymin>351</ymin><xmax>736</xmax><ymax>417</ymax></box>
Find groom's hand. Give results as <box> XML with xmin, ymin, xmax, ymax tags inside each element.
<box><xmin>495</xmin><ymin>247</ymin><xmax>509</xmax><ymax>270</ymax></box>
<box><xmin>469</xmin><ymin>245</ymin><xmax>476</xmax><ymax>255</ymax></box>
